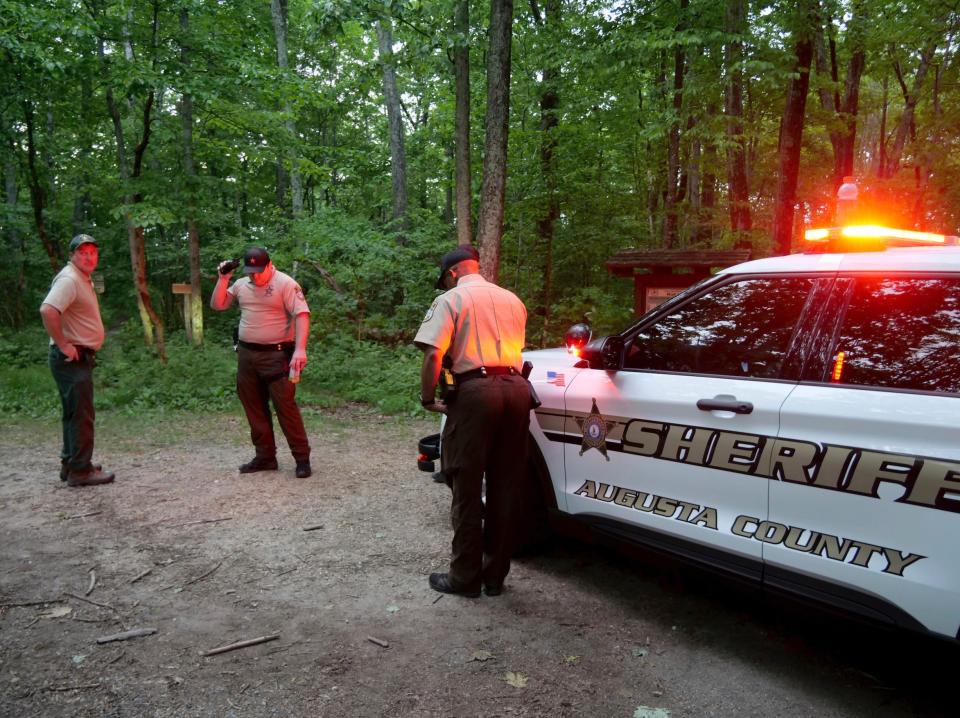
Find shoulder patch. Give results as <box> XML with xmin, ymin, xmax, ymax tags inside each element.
<box><xmin>422</xmin><ymin>298</ymin><xmax>441</xmax><ymax>323</ymax></box>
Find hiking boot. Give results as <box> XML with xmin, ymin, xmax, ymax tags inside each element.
<box><xmin>295</xmin><ymin>460</ymin><xmax>312</xmax><ymax>479</ymax></box>
<box><xmin>239</xmin><ymin>457</ymin><xmax>278</xmax><ymax>474</ymax></box>
<box><xmin>61</xmin><ymin>462</ymin><xmax>100</xmax><ymax>481</ymax></box>
<box><xmin>67</xmin><ymin>467</ymin><xmax>115</xmax><ymax>487</ymax></box>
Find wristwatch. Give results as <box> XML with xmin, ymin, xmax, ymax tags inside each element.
<box><xmin>420</xmin><ymin>396</ymin><xmax>434</xmax><ymax>407</ymax></box>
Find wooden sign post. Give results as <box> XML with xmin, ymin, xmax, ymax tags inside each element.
<box><xmin>171</xmin><ymin>283</ymin><xmax>195</xmax><ymax>344</ymax></box>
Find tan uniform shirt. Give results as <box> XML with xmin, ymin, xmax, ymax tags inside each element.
<box><xmin>228</xmin><ymin>270</ymin><xmax>310</xmax><ymax>344</ymax></box>
<box><xmin>41</xmin><ymin>263</ymin><xmax>105</xmax><ymax>350</ymax></box>
<box><xmin>414</xmin><ymin>274</ymin><xmax>527</xmax><ymax>374</ymax></box>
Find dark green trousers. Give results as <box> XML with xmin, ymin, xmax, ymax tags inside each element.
<box><xmin>49</xmin><ymin>345</ymin><xmax>96</xmax><ymax>473</ymax></box>
<box><xmin>442</xmin><ymin>374</ymin><xmax>530</xmax><ymax>592</ymax></box>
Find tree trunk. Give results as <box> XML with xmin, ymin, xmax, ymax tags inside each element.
<box><xmin>4</xmin><ymin>141</ymin><xmax>25</xmax><ymax>327</ymax></box>
<box><xmin>772</xmin><ymin>15</ymin><xmax>815</xmax><ymax>256</ymax></box>
<box><xmin>180</xmin><ymin>8</ymin><xmax>203</xmax><ymax>346</ymax></box>
<box><xmin>531</xmin><ymin>0</ymin><xmax>560</xmax><ymax>345</ymax></box>
<box><xmin>664</xmin><ymin>0</ymin><xmax>688</xmax><ymax>249</ymax></box>
<box><xmin>882</xmin><ymin>44</ymin><xmax>936</xmax><ymax>179</ymax></box>
<box><xmin>376</xmin><ymin>18</ymin><xmax>409</xmax><ymax>239</ymax></box>
<box><xmin>815</xmin><ymin>3</ymin><xmax>865</xmax><ymax>188</ymax></box>
<box><xmin>724</xmin><ymin>0</ymin><xmax>752</xmax><ymax>247</ymax></box>
<box><xmin>476</xmin><ymin>0</ymin><xmax>514</xmax><ymax>284</ymax></box>
<box><xmin>23</xmin><ymin>101</ymin><xmax>61</xmax><ymax>271</ymax></box>
<box><xmin>271</xmin><ymin>0</ymin><xmax>302</xmax><ymax>217</ymax></box>
<box><xmin>454</xmin><ymin>0</ymin><xmax>472</xmax><ymax>247</ymax></box>
<box><xmin>102</xmin><ymin>30</ymin><xmax>166</xmax><ymax>362</ymax></box>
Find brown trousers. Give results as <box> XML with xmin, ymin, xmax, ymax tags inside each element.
<box><xmin>442</xmin><ymin>374</ymin><xmax>530</xmax><ymax>591</ymax></box>
<box><xmin>236</xmin><ymin>346</ymin><xmax>310</xmax><ymax>462</ymax></box>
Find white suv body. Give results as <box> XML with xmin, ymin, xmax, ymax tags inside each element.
<box><xmin>522</xmin><ymin>245</ymin><xmax>960</xmax><ymax>639</ymax></box>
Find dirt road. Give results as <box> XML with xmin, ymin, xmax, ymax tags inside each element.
<box><xmin>0</xmin><ymin>408</ymin><xmax>955</xmax><ymax>717</ymax></box>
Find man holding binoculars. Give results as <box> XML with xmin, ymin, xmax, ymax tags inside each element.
<box><xmin>211</xmin><ymin>247</ymin><xmax>312</xmax><ymax>479</ymax></box>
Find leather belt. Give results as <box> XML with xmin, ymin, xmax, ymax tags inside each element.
<box><xmin>454</xmin><ymin>366</ymin><xmax>518</xmax><ymax>383</ymax></box>
<box><xmin>238</xmin><ymin>340</ymin><xmax>294</xmax><ymax>352</ymax></box>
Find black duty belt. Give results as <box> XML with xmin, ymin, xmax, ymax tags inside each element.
<box><xmin>238</xmin><ymin>340</ymin><xmax>295</xmax><ymax>352</ymax></box>
<box><xmin>454</xmin><ymin>366</ymin><xmax>518</xmax><ymax>383</ymax></box>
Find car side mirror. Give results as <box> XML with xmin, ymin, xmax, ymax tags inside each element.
<box><xmin>572</xmin><ymin>332</ymin><xmax>623</xmax><ymax>371</ymax></box>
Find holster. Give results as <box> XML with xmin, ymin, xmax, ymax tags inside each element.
<box><xmin>522</xmin><ymin>360</ymin><xmax>541</xmax><ymax>409</ymax></box>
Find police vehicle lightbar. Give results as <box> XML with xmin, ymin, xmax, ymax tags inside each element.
<box><xmin>804</xmin><ymin>225</ymin><xmax>959</xmax><ymax>250</ymax></box>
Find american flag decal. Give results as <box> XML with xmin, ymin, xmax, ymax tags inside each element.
<box><xmin>546</xmin><ymin>371</ymin><xmax>565</xmax><ymax>386</ymax></box>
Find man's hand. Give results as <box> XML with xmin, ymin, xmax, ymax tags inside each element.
<box><xmin>290</xmin><ymin>348</ymin><xmax>308</xmax><ymax>374</ymax></box>
<box><xmin>423</xmin><ymin>399</ymin><xmax>447</xmax><ymax>414</ymax></box>
<box><xmin>59</xmin><ymin>343</ymin><xmax>79</xmax><ymax>362</ymax></box>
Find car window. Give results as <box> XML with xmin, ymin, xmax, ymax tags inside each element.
<box><xmin>624</xmin><ymin>277</ymin><xmax>815</xmax><ymax>378</ymax></box>
<box><xmin>828</xmin><ymin>276</ymin><xmax>960</xmax><ymax>393</ymax></box>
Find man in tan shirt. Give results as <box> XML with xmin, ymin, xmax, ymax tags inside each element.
<box><xmin>211</xmin><ymin>247</ymin><xmax>312</xmax><ymax>478</ymax></box>
<box><xmin>40</xmin><ymin>234</ymin><xmax>115</xmax><ymax>487</ymax></box>
<box><xmin>415</xmin><ymin>246</ymin><xmax>530</xmax><ymax>597</ymax></box>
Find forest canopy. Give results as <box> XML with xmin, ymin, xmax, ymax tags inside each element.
<box><xmin>3</xmin><ymin>0</ymin><xmax>958</xmax><ymax>359</ymax></box>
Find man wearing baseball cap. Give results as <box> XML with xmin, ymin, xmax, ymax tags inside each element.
<box><xmin>414</xmin><ymin>245</ymin><xmax>529</xmax><ymax>598</ymax></box>
<box><xmin>39</xmin><ymin>234</ymin><xmax>115</xmax><ymax>487</ymax></box>
<box><xmin>210</xmin><ymin>247</ymin><xmax>312</xmax><ymax>478</ymax></box>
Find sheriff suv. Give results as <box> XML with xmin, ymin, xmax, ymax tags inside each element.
<box><xmin>420</xmin><ymin>225</ymin><xmax>960</xmax><ymax>641</ymax></box>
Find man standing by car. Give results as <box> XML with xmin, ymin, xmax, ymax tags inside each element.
<box><xmin>415</xmin><ymin>246</ymin><xmax>529</xmax><ymax>597</ymax></box>
<box><xmin>211</xmin><ymin>247</ymin><xmax>312</xmax><ymax>479</ymax></box>
<box><xmin>40</xmin><ymin>234</ymin><xmax>115</xmax><ymax>487</ymax></box>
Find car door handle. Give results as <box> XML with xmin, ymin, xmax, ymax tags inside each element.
<box><xmin>696</xmin><ymin>398</ymin><xmax>754</xmax><ymax>414</ymax></box>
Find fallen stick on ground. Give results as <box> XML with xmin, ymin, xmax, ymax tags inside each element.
<box><xmin>66</xmin><ymin>511</ymin><xmax>102</xmax><ymax>520</ymax></box>
<box><xmin>85</xmin><ymin>570</ymin><xmax>97</xmax><ymax>596</ymax></box>
<box><xmin>46</xmin><ymin>682</ymin><xmax>101</xmax><ymax>692</ymax></box>
<box><xmin>96</xmin><ymin>628</ymin><xmax>157</xmax><ymax>644</ymax></box>
<box><xmin>203</xmin><ymin>634</ymin><xmax>280</xmax><ymax>657</ymax></box>
<box><xmin>130</xmin><ymin>567</ymin><xmax>153</xmax><ymax>584</ymax></box>
<box><xmin>62</xmin><ymin>592</ymin><xmax>115</xmax><ymax>611</ymax></box>
<box><xmin>182</xmin><ymin>560</ymin><xmax>223</xmax><ymax>588</ymax></box>
<box><xmin>366</xmin><ymin>636</ymin><xmax>389</xmax><ymax>648</ymax></box>
<box><xmin>0</xmin><ymin>599</ymin><xmax>62</xmax><ymax>608</ymax></box>
<box><xmin>302</xmin><ymin>524</ymin><xmax>324</xmax><ymax>531</ymax></box>
<box><xmin>170</xmin><ymin>517</ymin><xmax>232</xmax><ymax>528</ymax></box>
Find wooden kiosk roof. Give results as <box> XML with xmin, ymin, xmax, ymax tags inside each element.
<box><xmin>605</xmin><ymin>248</ymin><xmax>753</xmax><ymax>277</ymax></box>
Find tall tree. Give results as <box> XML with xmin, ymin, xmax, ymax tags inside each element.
<box><xmin>376</xmin><ymin>15</ymin><xmax>409</xmax><ymax>237</ymax></box>
<box><xmin>724</xmin><ymin>0</ymin><xmax>751</xmax><ymax>246</ymax></box>
<box><xmin>531</xmin><ymin>0</ymin><xmax>561</xmax><ymax>343</ymax></box>
<box><xmin>453</xmin><ymin>0</ymin><xmax>472</xmax><ymax>247</ymax></box>
<box><xmin>179</xmin><ymin>6</ymin><xmax>203</xmax><ymax>346</ymax></box>
<box><xmin>99</xmin><ymin>0</ymin><xmax>166</xmax><ymax>361</ymax></box>
<box><xmin>814</xmin><ymin>1</ymin><xmax>866</xmax><ymax>188</ymax></box>
<box><xmin>772</xmin><ymin>2</ymin><xmax>816</xmax><ymax>255</ymax></box>
<box><xmin>663</xmin><ymin>0</ymin><xmax>688</xmax><ymax>248</ymax></box>
<box><xmin>477</xmin><ymin>0</ymin><xmax>514</xmax><ymax>283</ymax></box>
<box><xmin>272</xmin><ymin>0</ymin><xmax>303</xmax><ymax>216</ymax></box>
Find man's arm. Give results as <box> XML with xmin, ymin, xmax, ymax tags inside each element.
<box><xmin>419</xmin><ymin>344</ymin><xmax>445</xmax><ymax>413</ymax></box>
<box><xmin>291</xmin><ymin>312</ymin><xmax>309</xmax><ymax>373</ymax></box>
<box><xmin>40</xmin><ymin>304</ymin><xmax>79</xmax><ymax>361</ymax></box>
<box><xmin>210</xmin><ymin>265</ymin><xmax>235</xmax><ymax>311</ymax></box>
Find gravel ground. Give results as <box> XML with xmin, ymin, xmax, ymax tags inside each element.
<box><xmin>0</xmin><ymin>406</ymin><xmax>956</xmax><ymax>718</ymax></box>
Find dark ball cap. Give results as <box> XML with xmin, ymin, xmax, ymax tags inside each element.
<box><xmin>436</xmin><ymin>245</ymin><xmax>480</xmax><ymax>289</ymax></box>
<box><xmin>243</xmin><ymin>247</ymin><xmax>270</xmax><ymax>274</ymax></box>
<box><xmin>69</xmin><ymin>234</ymin><xmax>98</xmax><ymax>252</ymax></box>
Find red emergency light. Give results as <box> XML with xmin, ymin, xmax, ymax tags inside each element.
<box><xmin>805</xmin><ymin>225</ymin><xmax>957</xmax><ymax>249</ymax></box>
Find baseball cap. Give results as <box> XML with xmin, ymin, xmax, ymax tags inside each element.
<box><xmin>242</xmin><ymin>247</ymin><xmax>270</xmax><ymax>274</ymax></box>
<box><xmin>69</xmin><ymin>234</ymin><xmax>98</xmax><ymax>252</ymax></box>
<box><xmin>436</xmin><ymin>245</ymin><xmax>480</xmax><ymax>288</ymax></box>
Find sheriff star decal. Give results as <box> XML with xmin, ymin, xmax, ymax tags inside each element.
<box><xmin>576</xmin><ymin>398</ymin><xmax>615</xmax><ymax>461</ymax></box>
